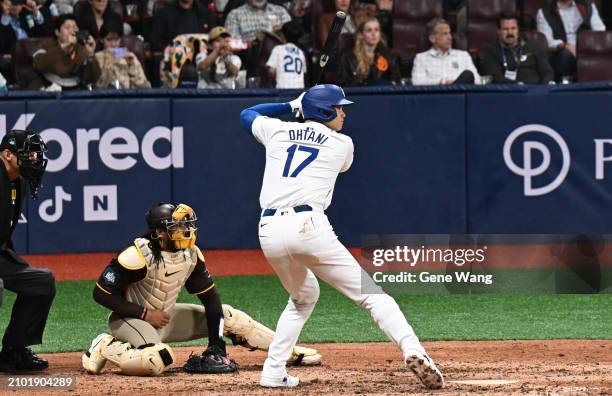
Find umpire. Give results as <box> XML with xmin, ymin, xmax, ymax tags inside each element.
<box><xmin>0</xmin><ymin>129</ymin><xmax>55</xmax><ymax>372</ymax></box>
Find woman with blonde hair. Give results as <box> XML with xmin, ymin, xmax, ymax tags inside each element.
<box><xmin>338</xmin><ymin>16</ymin><xmax>399</xmax><ymax>86</ymax></box>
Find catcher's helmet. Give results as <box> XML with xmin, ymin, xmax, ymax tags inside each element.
<box><xmin>301</xmin><ymin>84</ymin><xmax>353</xmax><ymax>123</ymax></box>
<box><xmin>145</xmin><ymin>203</ymin><xmax>198</xmax><ymax>249</ymax></box>
<box><xmin>0</xmin><ymin>129</ymin><xmax>48</xmax><ymax>200</ymax></box>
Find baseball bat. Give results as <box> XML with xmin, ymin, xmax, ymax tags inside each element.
<box><xmin>312</xmin><ymin>11</ymin><xmax>347</xmax><ymax>86</ymax></box>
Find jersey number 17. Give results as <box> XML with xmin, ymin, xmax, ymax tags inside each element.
<box><xmin>282</xmin><ymin>144</ymin><xmax>319</xmax><ymax>177</ymax></box>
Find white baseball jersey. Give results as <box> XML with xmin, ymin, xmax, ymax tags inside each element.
<box><xmin>266</xmin><ymin>43</ymin><xmax>306</xmax><ymax>89</ymax></box>
<box><xmin>251</xmin><ymin>116</ymin><xmax>353</xmax><ymax>211</ymax></box>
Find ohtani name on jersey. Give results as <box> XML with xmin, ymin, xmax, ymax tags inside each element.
<box><xmin>288</xmin><ymin>127</ymin><xmax>329</xmax><ymax>145</ymax></box>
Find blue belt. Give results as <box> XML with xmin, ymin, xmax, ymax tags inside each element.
<box><xmin>262</xmin><ymin>205</ymin><xmax>312</xmax><ymax>217</ymax></box>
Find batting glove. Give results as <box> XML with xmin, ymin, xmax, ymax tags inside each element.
<box><xmin>289</xmin><ymin>92</ymin><xmax>305</xmax><ymax>117</ymax></box>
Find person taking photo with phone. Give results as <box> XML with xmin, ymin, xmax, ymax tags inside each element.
<box><xmin>94</xmin><ymin>23</ymin><xmax>150</xmax><ymax>89</ymax></box>
<box><xmin>196</xmin><ymin>26</ymin><xmax>241</xmax><ymax>89</ymax></box>
<box><xmin>30</xmin><ymin>13</ymin><xmax>100</xmax><ymax>90</ymax></box>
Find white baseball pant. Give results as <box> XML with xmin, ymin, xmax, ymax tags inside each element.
<box><xmin>259</xmin><ymin>209</ymin><xmax>426</xmax><ymax>378</ymax></box>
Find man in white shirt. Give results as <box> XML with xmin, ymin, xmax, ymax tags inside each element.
<box><xmin>224</xmin><ymin>0</ymin><xmax>291</xmax><ymax>42</ymax></box>
<box><xmin>537</xmin><ymin>0</ymin><xmax>606</xmax><ymax>81</ymax></box>
<box><xmin>412</xmin><ymin>18</ymin><xmax>480</xmax><ymax>85</ymax></box>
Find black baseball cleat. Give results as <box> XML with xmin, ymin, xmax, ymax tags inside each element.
<box><xmin>0</xmin><ymin>347</ymin><xmax>49</xmax><ymax>372</ymax></box>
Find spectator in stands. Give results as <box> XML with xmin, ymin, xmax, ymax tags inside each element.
<box><xmin>225</xmin><ymin>0</ymin><xmax>290</xmax><ymax>42</ymax></box>
<box><xmin>56</xmin><ymin>0</ymin><xmax>77</xmax><ymax>14</ymax></box>
<box><xmin>222</xmin><ymin>0</ymin><xmax>296</xmax><ymax>22</ymax></box>
<box><xmin>480</xmin><ymin>14</ymin><xmax>554</xmax><ymax>84</ymax></box>
<box><xmin>150</xmin><ymin>0</ymin><xmax>217</xmax><ymax>52</ymax></box>
<box><xmin>356</xmin><ymin>0</ymin><xmax>393</xmax><ymax>47</ymax></box>
<box><xmin>94</xmin><ymin>23</ymin><xmax>149</xmax><ymax>88</ymax></box>
<box><xmin>196</xmin><ymin>26</ymin><xmax>241</xmax><ymax>88</ymax></box>
<box><xmin>337</xmin><ymin>16</ymin><xmax>399</xmax><ymax>86</ymax></box>
<box><xmin>319</xmin><ymin>0</ymin><xmax>356</xmax><ymax>48</ymax></box>
<box><xmin>444</xmin><ymin>0</ymin><xmax>466</xmax><ymax>32</ymax></box>
<box><xmin>31</xmin><ymin>14</ymin><xmax>100</xmax><ymax>89</ymax></box>
<box><xmin>0</xmin><ymin>0</ymin><xmax>52</xmax><ymax>54</ymax></box>
<box><xmin>537</xmin><ymin>0</ymin><xmax>606</xmax><ymax>82</ymax></box>
<box><xmin>412</xmin><ymin>18</ymin><xmax>480</xmax><ymax>85</ymax></box>
<box><xmin>74</xmin><ymin>0</ymin><xmax>124</xmax><ymax>43</ymax></box>
<box><xmin>266</xmin><ymin>19</ymin><xmax>306</xmax><ymax>88</ymax></box>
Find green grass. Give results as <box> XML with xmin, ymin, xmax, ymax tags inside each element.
<box><xmin>1</xmin><ymin>275</ymin><xmax>611</xmax><ymax>353</ymax></box>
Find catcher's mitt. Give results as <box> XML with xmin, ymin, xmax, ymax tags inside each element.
<box><xmin>183</xmin><ymin>345</ymin><xmax>238</xmax><ymax>374</ymax></box>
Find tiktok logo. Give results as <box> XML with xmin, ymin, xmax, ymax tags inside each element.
<box><xmin>503</xmin><ymin>124</ymin><xmax>571</xmax><ymax>197</ymax></box>
<box><xmin>38</xmin><ymin>186</ymin><xmax>72</xmax><ymax>222</ymax></box>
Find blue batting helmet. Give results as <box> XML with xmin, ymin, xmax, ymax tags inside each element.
<box><xmin>301</xmin><ymin>84</ymin><xmax>354</xmax><ymax>123</ymax></box>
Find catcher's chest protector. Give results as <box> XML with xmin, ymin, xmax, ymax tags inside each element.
<box><xmin>126</xmin><ymin>238</ymin><xmax>198</xmax><ymax>311</ymax></box>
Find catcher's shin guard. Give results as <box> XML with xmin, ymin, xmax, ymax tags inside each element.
<box><xmin>82</xmin><ymin>333</ymin><xmax>114</xmax><ymax>374</ymax></box>
<box><xmin>222</xmin><ymin>304</ymin><xmax>322</xmax><ymax>365</ymax></box>
<box><xmin>119</xmin><ymin>343</ymin><xmax>175</xmax><ymax>376</ymax></box>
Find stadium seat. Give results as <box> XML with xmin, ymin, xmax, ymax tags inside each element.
<box><xmin>320</xmin><ymin>33</ymin><xmax>355</xmax><ymax>85</ymax></box>
<box><xmin>521</xmin><ymin>0</ymin><xmax>548</xmax><ymax>30</ymax></box>
<box><xmin>14</xmin><ymin>38</ymin><xmax>47</xmax><ymax>89</ymax></box>
<box><xmin>122</xmin><ymin>35</ymin><xmax>146</xmax><ymax>66</ymax></box>
<box><xmin>466</xmin><ymin>0</ymin><xmax>516</xmax><ymax>53</ymax></box>
<box><xmin>392</xmin><ymin>0</ymin><xmax>443</xmax><ymax>58</ymax></box>
<box><xmin>522</xmin><ymin>30</ymin><xmax>548</xmax><ymax>52</ymax></box>
<box><xmin>577</xmin><ymin>31</ymin><xmax>612</xmax><ymax>82</ymax></box>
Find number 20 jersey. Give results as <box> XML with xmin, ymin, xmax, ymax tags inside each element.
<box><xmin>252</xmin><ymin>116</ymin><xmax>354</xmax><ymax>211</ymax></box>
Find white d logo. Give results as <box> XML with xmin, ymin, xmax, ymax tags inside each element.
<box><xmin>503</xmin><ymin>124</ymin><xmax>571</xmax><ymax>196</ymax></box>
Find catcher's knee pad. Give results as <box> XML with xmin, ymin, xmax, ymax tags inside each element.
<box><xmin>222</xmin><ymin>304</ymin><xmax>274</xmax><ymax>350</ymax></box>
<box><xmin>119</xmin><ymin>343</ymin><xmax>175</xmax><ymax>376</ymax></box>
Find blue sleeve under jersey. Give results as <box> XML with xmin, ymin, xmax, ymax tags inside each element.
<box><xmin>240</xmin><ymin>102</ymin><xmax>292</xmax><ymax>134</ymax></box>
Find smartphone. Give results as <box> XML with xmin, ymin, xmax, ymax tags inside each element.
<box><xmin>111</xmin><ymin>47</ymin><xmax>128</xmax><ymax>58</ymax></box>
<box><xmin>76</xmin><ymin>29</ymin><xmax>90</xmax><ymax>44</ymax></box>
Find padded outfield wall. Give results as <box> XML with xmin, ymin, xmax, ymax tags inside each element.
<box><xmin>1</xmin><ymin>83</ymin><xmax>612</xmax><ymax>254</ymax></box>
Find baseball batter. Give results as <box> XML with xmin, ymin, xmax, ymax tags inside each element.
<box><xmin>82</xmin><ymin>203</ymin><xmax>321</xmax><ymax>376</ymax></box>
<box><xmin>240</xmin><ymin>84</ymin><xmax>444</xmax><ymax>389</ymax></box>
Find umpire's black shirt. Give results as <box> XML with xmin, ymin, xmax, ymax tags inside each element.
<box><xmin>0</xmin><ymin>164</ymin><xmax>24</xmax><ymax>251</ymax></box>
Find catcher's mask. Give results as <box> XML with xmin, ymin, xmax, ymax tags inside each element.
<box><xmin>0</xmin><ymin>129</ymin><xmax>48</xmax><ymax>200</ymax></box>
<box><xmin>145</xmin><ymin>203</ymin><xmax>198</xmax><ymax>249</ymax></box>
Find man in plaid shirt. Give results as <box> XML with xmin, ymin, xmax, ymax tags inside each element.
<box><xmin>225</xmin><ymin>0</ymin><xmax>291</xmax><ymax>42</ymax></box>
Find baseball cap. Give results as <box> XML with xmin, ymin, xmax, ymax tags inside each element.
<box><xmin>0</xmin><ymin>129</ymin><xmax>31</xmax><ymax>153</ymax></box>
<box><xmin>208</xmin><ymin>26</ymin><xmax>231</xmax><ymax>41</ymax></box>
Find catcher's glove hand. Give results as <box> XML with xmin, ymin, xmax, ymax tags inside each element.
<box><xmin>183</xmin><ymin>345</ymin><xmax>238</xmax><ymax>374</ymax></box>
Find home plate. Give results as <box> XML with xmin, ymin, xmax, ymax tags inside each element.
<box><xmin>449</xmin><ymin>380</ymin><xmax>519</xmax><ymax>386</ymax></box>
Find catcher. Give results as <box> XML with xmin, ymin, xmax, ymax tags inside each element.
<box><xmin>82</xmin><ymin>202</ymin><xmax>321</xmax><ymax>376</ymax></box>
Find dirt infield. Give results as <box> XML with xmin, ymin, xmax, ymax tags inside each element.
<box><xmin>3</xmin><ymin>340</ymin><xmax>609</xmax><ymax>395</ymax></box>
